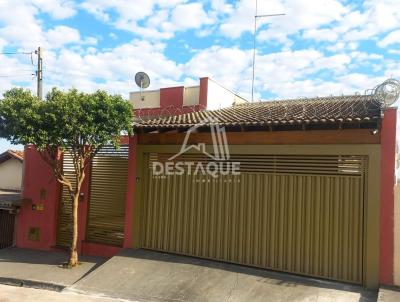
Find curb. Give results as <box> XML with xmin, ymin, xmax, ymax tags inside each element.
<box><xmin>0</xmin><ymin>277</ymin><xmax>65</xmax><ymax>292</ymax></box>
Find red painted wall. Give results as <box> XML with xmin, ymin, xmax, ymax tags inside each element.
<box><xmin>123</xmin><ymin>135</ymin><xmax>137</xmax><ymax>248</ymax></box>
<box><xmin>81</xmin><ymin>241</ymin><xmax>121</xmax><ymax>258</ymax></box>
<box><xmin>199</xmin><ymin>77</ymin><xmax>208</xmax><ymax>109</ymax></box>
<box><xmin>160</xmin><ymin>86</ymin><xmax>184</xmax><ymax>108</ymax></box>
<box><xmin>380</xmin><ymin>108</ymin><xmax>397</xmax><ymax>284</ymax></box>
<box><xmin>16</xmin><ymin>146</ymin><xmax>61</xmax><ymax>250</ymax></box>
<box><xmin>17</xmin><ymin>147</ymin><xmax>95</xmax><ymax>254</ymax></box>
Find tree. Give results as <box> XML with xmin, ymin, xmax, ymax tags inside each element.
<box><xmin>0</xmin><ymin>88</ymin><xmax>132</xmax><ymax>266</ymax></box>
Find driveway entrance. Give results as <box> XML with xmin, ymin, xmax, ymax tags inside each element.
<box><xmin>68</xmin><ymin>249</ymin><xmax>377</xmax><ymax>302</ymax></box>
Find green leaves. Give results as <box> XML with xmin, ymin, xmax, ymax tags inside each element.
<box><xmin>0</xmin><ymin>87</ymin><xmax>133</xmax><ymax>155</ymax></box>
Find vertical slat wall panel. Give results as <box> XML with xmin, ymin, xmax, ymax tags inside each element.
<box><xmin>86</xmin><ymin>146</ymin><xmax>129</xmax><ymax>246</ymax></box>
<box><xmin>140</xmin><ymin>154</ymin><xmax>366</xmax><ymax>284</ymax></box>
<box><xmin>56</xmin><ymin>152</ymin><xmax>76</xmax><ymax>247</ymax></box>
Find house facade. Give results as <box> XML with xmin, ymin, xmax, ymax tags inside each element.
<box><xmin>13</xmin><ymin>82</ymin><xmax>398</xmax><ymax>289</ymax></box>
<box><xmin>0</xmin><ymin>150</ymin><xmax>23</xmax><ymax>191</ymax></box>
<box><xmin>0</xmin><ymin>150</ymin><xmax>24</xmax><ymax>249</ymax></box>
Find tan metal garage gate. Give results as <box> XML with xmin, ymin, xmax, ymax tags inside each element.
<box><xmin>139</xmin><ymin>153</ymin><xmax>367</xmax><ymax>284</ymax></box>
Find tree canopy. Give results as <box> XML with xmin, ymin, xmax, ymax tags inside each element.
<box><xmin>0</xmin><ymin>87</ymin><xmax>132</xmax><ymax>153</ymax></box>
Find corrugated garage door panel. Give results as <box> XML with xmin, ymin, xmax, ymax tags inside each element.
<box><xmin>86</xmin><ymin>146</ymin><xmax>129</xmax><ymax>246</ymax></box>
<box><xmin>141</xmin><ymin>154</ymin><xmax>366</xmax><ymax>284</ymax></box>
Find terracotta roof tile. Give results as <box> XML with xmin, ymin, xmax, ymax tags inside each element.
<box><xmin>9</xmin><ymin>150</ymin><xmax>24</xmax><ymax>160</ymax></box>
<box><xmin>133</xmin><ymin>94</ymin><xmax>383</xmax><ymax>130</ymax></box>
<box><xmin>0</xmin><ymin>150</ymin><xmax>24</xmax><ymax>163</ymax></box>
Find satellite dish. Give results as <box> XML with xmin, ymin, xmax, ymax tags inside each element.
<box><xmin>374</xmin><ymin>78</ymin><xmax>400</xmax><ymax>107</ymax></box>
<box><xmin>135</xmin><ymin>71</ymin><xmax>150</xmax><ymax>89</ymax></box>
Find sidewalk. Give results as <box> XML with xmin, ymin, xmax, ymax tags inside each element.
<box><xmin>0</xmin><ymin>247</ymin><xmax>105</xmax><ymax>290</ymax></box>
<box><xmin>378</xmin><ymin>288</ymin><xmax>400</xmax><ymax>302</ymax></box>
<box><xmin>0</xmin><ymin>284</ymin><xmax>130</xmax><ymax>302</ymax></box>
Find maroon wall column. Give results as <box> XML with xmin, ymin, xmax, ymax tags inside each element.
<box><xmin>123</xmin><ymin>135</ymin><xmax>137</xmax><ymax>248</ymax></box>
<box><xmin>199</xmin><ymin>77</ymin><xmax>209</xmax><ymax>109</ymax></box>
<box><xmin>380</xmin><ymin>107</ymin><xmax>397</xmax><ymax>284</ymax></box>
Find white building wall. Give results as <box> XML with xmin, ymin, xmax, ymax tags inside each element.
<box><xmin>206</xmin><ymin>80</ymin><xmax>247</xmax><ymax>110</ymax></box>
<box><xmin>0</xmin><ymin>158</ymin><xmax>23</xmax><ymax>191</ymax></box>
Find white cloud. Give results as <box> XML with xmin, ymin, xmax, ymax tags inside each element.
<box><xmin>257</xmin><ymin>0</ymin><xmax>348</xmax><ymax>44</ymax></box>
<box><xmin>378</xmin><ymin>30</ymin><xmax>400</xmax><ymax>48</ymax></box>
<box><xmin>81</xmin><ymin>0</ymin><xmax>205</xmax><ymax>38</ymax></box>
<box><xmin>31</xmin><ymin>0</ymin><xmax>76</xmax><ymax>19</ymax></box>
<box><xmin>219</xmin><ymin>0</ymin><xmax>285</xmax><ymax>39</ymax></box>
<box><xmin>303</xmin><ymin>28</ymin><xmax>338</xmax><ymax>42</ymax></box>
<box><xmin>184</xmin><ymin>46</ymin><xmax>253</xmax><ymax>95</ymax></box>
<box><xmin>46</xmin><ymin>26</ymin><xmax>81</xmax><ymax>48</ymax></box>
<box><xmin>170</xmin><ymin>3</ymin><xmax>212</xmax><ymax>30</ymax></box>
<box><xmin>39</xmin><ymin>40</ymin><xmax>183</xmax><ymax>97</ymax></box>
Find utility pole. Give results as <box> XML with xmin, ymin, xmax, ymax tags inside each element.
<box><xmin>251</xmin><ymin>0</ymin><xmax>285</xmax><ymax>101</ymax></box>
<box><xmin>35</xmin><ymin>47</ymin><xmax>43</xmax><ymax>99</ymax></box>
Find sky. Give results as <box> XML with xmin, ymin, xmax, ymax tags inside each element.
<box><xmin>0</xmin><ymin>0</ymin><xmax>399</xmax><ymax>152</ymax></box>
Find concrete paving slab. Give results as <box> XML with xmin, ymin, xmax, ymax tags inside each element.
<box><xmin>378</xmin><ymin>288</ymin><xmax>400</xmax><ymax>302</ymax></box>
<box><xmin>68</xmin><ymin>249</ymin><xmax>378</xmax><ymax>302</ymax></box>
<box><xmin>0</xmin><ymin>284</ymin><xmax>129</xmax><ymax>302</ymax></box>
<box><xmin>0</xmin><ymin>247</ymin><xmax>106</xmax><ymax>289</ymax></box>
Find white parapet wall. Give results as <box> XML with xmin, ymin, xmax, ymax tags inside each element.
<box><xmin>129</xmin><ymin>90</ymin><xmax>160</xmax><ymax>109</ymax></box>
<box><xmin>206</xmin><ymin>79</ymin><xmax>247</xmax><ymax>110</ymax></box>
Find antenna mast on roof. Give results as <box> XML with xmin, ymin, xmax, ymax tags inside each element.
<box><xmin>251</xmin><ymin>0</ymin><xmax>285</xmax><ymax>102</ymax></box>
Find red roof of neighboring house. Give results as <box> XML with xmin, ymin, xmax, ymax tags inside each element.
<box><xmin>0</xmin><ymin>150</ymin><xmax>24</xmax><ymax>164</ymax></box>
<box><xmin>8</xmin><ymin>150</ymin><xmax>24</xmax><ymax>160</ymax></box>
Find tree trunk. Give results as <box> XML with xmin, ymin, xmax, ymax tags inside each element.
<box><xmin>69</xmin><ymin>190</ymin><xmax>80</xmax><ymax>267</ymax></box>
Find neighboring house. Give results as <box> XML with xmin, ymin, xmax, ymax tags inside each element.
<box><xmin>14</xmin><ymin>82</ymin><xmax>398</xmax><ymax>290</ymax></box>
<box><xmin>0</xmin><ymin>150</ymin><xmax>24</xmax><ymax>249</ymax></box>
<box><xmin>0</xmin><ymin>150</ymin><xmax>24</xmax><ymax>191</ymax></box>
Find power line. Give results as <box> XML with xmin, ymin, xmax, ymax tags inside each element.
<box><xmin>0</xmin><ymin>74</ymin><xmax>35</xmax><ymax>78</ymax></box>
<box><xmin>0</xmin><ymin>51</ymin><xmax>33</xmax><ymax>55</ymax></box>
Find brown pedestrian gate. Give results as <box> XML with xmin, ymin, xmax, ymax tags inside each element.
<box><xmin>57</xmin><ymin>146</ymin><xmax>129</xmax><ymax>247</ymax></box>
<box><xmin>139</xmin><ymin>153</ymin><xmax>367</xmax><ymax>284</ymax></box>
<box><xmin>56</xmin><ymin>152</ymin><xmax>75</xmax><ymax>247</ymax></box>
<box><xmin>0</xmin><ymin>209</ymin><xmax>15</xmax><ymax>249</ymax></box>
<box><xmin>86</xmin><ymin>146</ymin><xmax>129</xmax><ymax>246</ymax></box>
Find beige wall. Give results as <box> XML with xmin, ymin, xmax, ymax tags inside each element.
<box><xmin>183</xmin><ymin>86</ymin><xmax>200</xmax><ymax>106</ymax></box>
<box><xmin>394</xmin><ymin>183</ymin><xmax>400</xmax><ymax>285</ymax></box>
<box><xmin>0</xmin><ymin>158</ymin><xmax>23</xmax><ymax>191</ymax></box>
<box><xmin>129</xmin><ymin>90</ymin><xmax>160</xmax><ymax>109</ymax></box>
